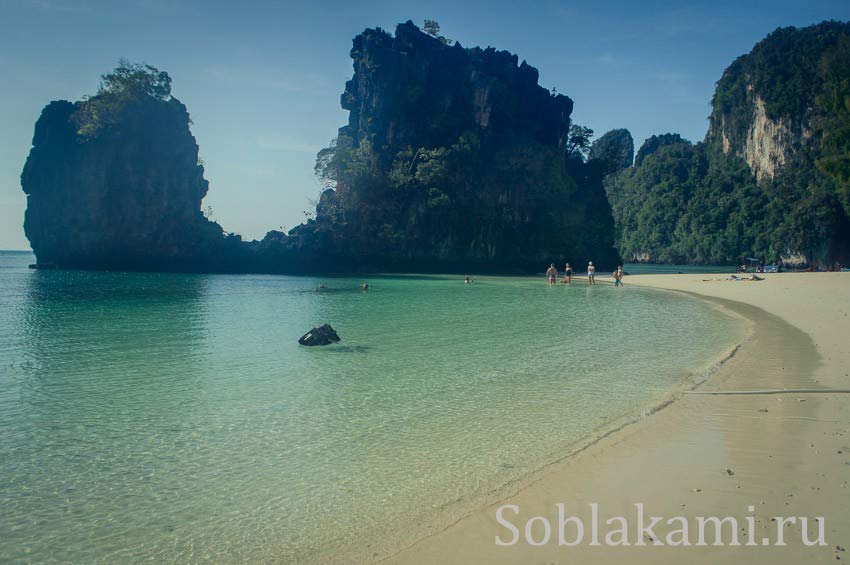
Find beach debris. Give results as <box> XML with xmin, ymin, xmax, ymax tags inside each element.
<box><xmin>758</xmin><ymin>408</ymin><xmax>769</xmax><ymax>412</ymax></box>
<box><xmin>726</xmin><ymin>468</ymin><xmax>734</xmax><ymax>476</ymax></box>
<box><xmin>298</xmin><ymin>324</ymin><xmax>341</xmax><ymax>346</ymax></box>
<box><xmin>691</xmin><ymin>488</ymin><xmax>702</xmax><ymax>493</ymax></box>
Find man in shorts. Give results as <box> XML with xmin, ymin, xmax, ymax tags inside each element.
<box><xmin>546</xmin><ymin>263</ymin><xmax>558</xmax><ymax>285</ymax></box>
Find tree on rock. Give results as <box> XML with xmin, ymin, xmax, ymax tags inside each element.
<box><xmin>72</xmin><ymin>59</ymin><xmax>172</xmax><ymax>138</ymax></box>
<box><xmin>589</xmin><ymin>128</ymin><xmax>634</xmax><ymax>174</ymax></box>
<box><xmin>565</xmin><ymin>124</ymin><xmax>594</xmax><ymax>160</ymax></box>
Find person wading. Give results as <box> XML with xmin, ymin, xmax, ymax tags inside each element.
<box><xmin>546</xmin><ymin>264</ymin><xmax>558</xmax><ymax>286</ymax></box>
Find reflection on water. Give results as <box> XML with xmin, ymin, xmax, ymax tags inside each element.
<box><xmin>0</xmin><ymin>252</ymin><xmax>747</xmax><ymax>562</ymax></box>
<box><xmin>2</xmin><ymin>261</ymin><xmax>214</xmax><ymax>562</ymax></box>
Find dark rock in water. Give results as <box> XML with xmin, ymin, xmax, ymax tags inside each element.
<box><xmin>21</xmin><ymin>79</ymin><xmax>222</xmax><ymax>271</ymax></box>
<box><xmin>298</xmin><ymin>324</ymin><xmax>341</xmax><ymax>346</ymax></box>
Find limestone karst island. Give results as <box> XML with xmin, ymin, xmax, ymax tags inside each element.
<box><xmin>2</xmin><ymin>3</ymin><xmax>850</xmax><ymax>564</ymax></box>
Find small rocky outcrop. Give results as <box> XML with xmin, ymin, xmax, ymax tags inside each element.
<box><xmin>298</xmin><ymin>324</ymin><xmax>341</xmax><ymax>346</ymax></box>
<box><xmin>589</xmin><ymin>129</ymin><xmax>634</xmax><ymax>173</ymax></box>
<box><xmin>634</xmin><ymin>133</ymin><xmax>690</xmax><ymax>167</ymax></box>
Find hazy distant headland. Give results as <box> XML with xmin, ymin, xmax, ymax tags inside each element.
<box><xmin>20</xmin><ymin>20</ymin><xmax>850</xmax><ymax>273</ymax></box>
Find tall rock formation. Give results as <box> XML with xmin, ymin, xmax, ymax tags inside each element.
<box><xmin>21</xmin><ymin>65</ymin><xmax>225</xmax><ymax>270</ymax></box>
<box><xmin>309</xmin><ymin>21</ymin><xmax>620</xmax><ymax>271</ymax></box>
<box><xmin>707</xmin><ymin>21</ymin><xmax>850</xmax><ymax>184</ymax></box>
<box><xmin>21</xmin><ymin>26</ymin><xmax>625</xmax><ymax>274</ymax></box>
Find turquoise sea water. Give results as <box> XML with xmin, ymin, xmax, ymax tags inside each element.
<box><xmin>0</xmin><ymin>251</ymin><xmax>746</xmax><ymax>562</ymax></box>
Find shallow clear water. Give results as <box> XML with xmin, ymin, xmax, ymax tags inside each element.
<box><xmin>0</xmin><ymin>251</ymin><xmax>745</xmax><ymax>562</ymax></box>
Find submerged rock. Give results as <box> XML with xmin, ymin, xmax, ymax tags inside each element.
<box><xmin>298</xmin><ymin>324</ymin><xmax>341</xmax><ymax>346</ymax></box>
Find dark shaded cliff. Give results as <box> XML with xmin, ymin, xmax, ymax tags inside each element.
<box><xmin>304</xmin><ymin>21</ymin><xmax>620</xmax><ymax>271</ymax></box>
<box><xmin>21</xmin><ymin>68</ymin><xmax>228</xmax><ymax>270</ymax></box>
<box><xmin>21</xmin><ymin>25</ymin><xmax>623</xmax><ymax>274</ymax></box>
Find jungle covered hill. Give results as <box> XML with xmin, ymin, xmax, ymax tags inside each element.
<box><xmin>601</xmin><ymin>21</ymin><xmax>850</xmax><ymax>266</ymax></box>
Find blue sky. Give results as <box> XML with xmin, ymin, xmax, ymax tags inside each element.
<box><xmin>2</xmin><ymin>0</ymin><xmax>849</xmax><ymax>250</ymax></box>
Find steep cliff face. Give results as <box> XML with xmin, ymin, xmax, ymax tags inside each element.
<box><xmin>710</xmin><ymin>92</ymin><xmax>803</xmax><ymax>182</ymax></box>
<box><xmin>21</xmin><ymin>90</ymin><xmax>223</xmax><ymax>270</ymax></box>
<box><xmin>707</xmin><ymin>21</ymin><xmax>850</xmax><ymax>182</ymax></box>
<box><xmin>340</xmin><ymin>22</ymin><xmax>573</xmax><ymax>151</ymax></box>
<box><xmin>604</xmin><ymin>21</ymin><xmax>850</xmax><ymax>266</ymax></box>
<box><xmin>311</xmin><ymin>21</ymin><xmax>620</xmax><ymax>271</ymax></box>
<box><xmin>22</xmin><ymin>39</ymin><xmax>620</xmax><ymax>274</ymax></box>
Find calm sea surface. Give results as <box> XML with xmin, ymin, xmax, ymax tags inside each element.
<box><xmin>0</xmin><ymin>251</ymin><xmax>745</xmax><ymax>562</ymax></box>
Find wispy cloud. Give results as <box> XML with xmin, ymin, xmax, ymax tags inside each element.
<box><xmin>257</xmin><ymin>134</ymin><xmax>321</xmax><ymax>154</ymax></box>
<box><xmin>652</xmin><ymin>71</ymin><xmax>687</xmax><ymax>84</ymax></box>
<box><xmin>550</xmin><ymin>4</ymin><xmax>571</xmax><ymax>21</ymax></box>
<box><xmin>206</xmin><ymin>66</ymin><xmax>328</xmax><ymax>93</ymax></box>
<box><xmin>653</xmin><ymin>7</ymin><xmax>727</xmax><ymax>38</ymax></box>
<box><xmin>596</xmin><ymin>54</ymin><xmax>617</xmax><ymax>64</ymax></box>
<box><xmin>20</xmin><ymin>0</ymin><xmax>92</xmax><ymax>12</ymax></box>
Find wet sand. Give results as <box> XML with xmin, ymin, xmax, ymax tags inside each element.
<box><xmin>385</xmin><ymin>272</ymin><xmax>850</xmax><ymax>564</ymax></box>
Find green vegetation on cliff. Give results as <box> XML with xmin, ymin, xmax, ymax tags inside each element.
<box><xmin>606</xmin><ymin>21</ymin><xmax>850</xmax><ymax>265</ymax></box>
<box><xmin>813</xmin><ymin>34</ymin><xmax>850</xmax><ymax>217</ymax></box>
<box><xmin>21</xmin><ymin>62</ymin><xmax>232</xmax><ymax>270</ymax></box>
<box><xmin>588</xmin><ymin>128</ymin><xmax>634</xmax><ymax>173</ymax></box>
<box><xmin>22</xmin><ymin>24</ymin><xmax>621</xmax><ymax>273</ymax></box>
<box><xmin>309</xmin><ymin>21</ymin><xmax>620</xmax><ymax>271</ymax></box>
<box><xmin>608</xmin><ymin>141</ymin><xmax>772</xmax><ymax>263</ymax></box>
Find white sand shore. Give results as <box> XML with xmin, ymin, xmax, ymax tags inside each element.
<box><xmin>386</xmin><ymin>272</ymin><xmax>850</xmax><ymax>564</ymax></box>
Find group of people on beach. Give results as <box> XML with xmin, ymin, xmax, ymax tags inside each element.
<box><xmin>545</xmin><ymin>263</ymin><xmax>625</xmax><ymax>286</ymax></box>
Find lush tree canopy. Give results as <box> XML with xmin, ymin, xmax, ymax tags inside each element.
<box><xmin>634</xmin><ymin>133</ymin><xmax>689</xmax><ymax>167</ymax></box>
<box><xmin>606</xmin><ymin>22</ymin><xmax>850</xmax><ymax>266</ymax></box>
<box><xmin>72</xmin><ymin>59</ymin><xmax>172</xmax><ymax>138</ymax></box>
<box><xmin>589</xmin><ymin>128</ymin><xmax>634</xmax><ymax>173</ymax></box>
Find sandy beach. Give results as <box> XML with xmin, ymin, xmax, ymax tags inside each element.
<box><xmin>387</xmin><ymin>272</ymin><xmax>850</xmax><ymax>564</ymax></box>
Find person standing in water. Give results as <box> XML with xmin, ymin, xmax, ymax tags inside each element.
<box><xmin>587</xmin><ymin>261</ymin><xmax>596</xmax><ymax>285</ymax></box>
<box><xmin>563</xmin><ymin>262</ymin><xmax>572</xmax><ymax>284</ymax></box>
<box><xmin>546</xmin><ymin>263</ymin><xmax>558</xmax><ymax>285</ymax></box>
